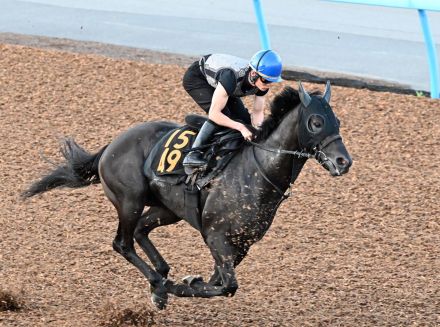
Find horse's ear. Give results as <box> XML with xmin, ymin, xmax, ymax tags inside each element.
<box><xmin>323</xmin><ymin>80</ymin><xmax>331</xmax><ymax>103</ymax></box>
<box><xmin>298</xmin><ymin>81</ymin><xmax>312</xmax><ymax>107</ymax></box>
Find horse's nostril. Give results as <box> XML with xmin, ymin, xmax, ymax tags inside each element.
<box><xmin>336</xmin><ymin>157</ymin><xmax>349</xmax><ymax>168</ymax></box>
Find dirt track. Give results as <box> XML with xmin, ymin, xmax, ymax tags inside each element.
<box><xmin>0</xmin><ymin>41</ymin><xmax>439</xmax><ymax>326</ymax></box>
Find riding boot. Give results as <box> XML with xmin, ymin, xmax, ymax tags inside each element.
<box><xmin>183</xmin><ymin>119</ymin><xmax>219</xmax><ymax>169</ymax></box>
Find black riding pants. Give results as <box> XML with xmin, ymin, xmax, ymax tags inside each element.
<box><xmin>182</xmin><ymin>61</ymin><xmax>251</xmax><ymax>124</ymax></box>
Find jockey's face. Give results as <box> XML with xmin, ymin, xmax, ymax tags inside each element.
<box><xmin>251</xmin><ymin>71</ymin><xmax>273</xmax><ymax>91</ymax></box>
<box><xmin>255</xmin><ymin>75</ymin><xmax>274</xmax><ymax>91</ymax></box>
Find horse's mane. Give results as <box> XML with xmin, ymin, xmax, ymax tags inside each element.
<box><xmin>255</xmin><ymin>86</ymin><xmax>320</xmax><ymax>141</ymax></box>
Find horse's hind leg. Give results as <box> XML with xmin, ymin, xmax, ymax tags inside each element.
<box><xmin>112</xmin><ymin>198</ymin><xmax>168</xmax><ymax>309</ymax></box>
<box><xmin>134</xmin><ymin>206</ymin><xmax>181</xmax><ymax>279</ymax></box>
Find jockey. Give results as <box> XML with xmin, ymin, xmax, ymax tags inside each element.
<box><xmin>182</xmin><ymin>49</ymin><xmax>283</xmax><ymax>169</ymax></box>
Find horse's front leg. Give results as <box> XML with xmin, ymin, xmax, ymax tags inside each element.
<box><xmin>203</xmin><ymin>232</ymin><xmax>242</xmax><ymax>296</ymax></box>
<box><xmin>163</xmin><ymin>233</ymin><xmax>244</xmax><ymax>299</ymax></box>
<box><xmin>207</xmin><ymin>245</ymin><xmax>249</xmax><ymax>286</ymax></box>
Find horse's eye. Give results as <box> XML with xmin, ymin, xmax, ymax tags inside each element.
<box><xmin>308</xmin><ymin>115</ymin><xmax>325</xmax><ymax>133</ymax></box>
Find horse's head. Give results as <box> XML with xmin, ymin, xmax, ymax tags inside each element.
<box><xmin>297</xmin><ymin>81</ymin><xmax>352</xmax><ymax>176</ymax></box>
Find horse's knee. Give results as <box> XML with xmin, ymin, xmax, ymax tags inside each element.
<box><xmin>112</xmin><ymin>239</ymin><xmax>123</xmax><ymax>254</ymax></box>
<box><xmin>133</xmin><ymin>227</ymin><xmax>146</xmax><ymax>242</ymax></box>
<box><xmin>112</xmin><ymin>239</ymin><xmax>133</xmax><ymax>258</ymax></box>
<box><xmin>134</xmin><ymin>217</ymin><xmax>155</xmax><ymax>239</ymax></box>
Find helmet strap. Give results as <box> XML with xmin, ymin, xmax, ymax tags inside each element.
<box><xmin>249</xmin><ymin>70</ymin><xmax>259</xmax><ymax>85</ymax></box>
<box><xmin>250</xmin><ymin>49</ymin><xmax>271</xmax><ymax>85</ymax></box>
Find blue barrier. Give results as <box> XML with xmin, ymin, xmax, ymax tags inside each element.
<box><xmin>253</xmin><ymin>0</ymin><xmax>439</xmax><ymax>97</ymax></box>
<box><xmin>325</xmin><ymin>0</ymin><xmax>440</xmax><ymax>11</ymax></box>
<box><xmin>325</xmin><ymin>0</ymin><xmax>439</xmax><ymax>98</ymax></box>
<box><xmin>253</xmin><ymin>0</ymin><xmax>271</xmax><ymax>50</ymax></box>
<box><xmin>418</xmin><ymin>9</ymin><xmax>440</xmax><ymax>99</ymax></box>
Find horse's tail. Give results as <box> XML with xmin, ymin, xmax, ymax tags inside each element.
<box><xmin>22</xmin><ymin>138</ymin><xmax>108</xmax><ymax>199</ymax></box>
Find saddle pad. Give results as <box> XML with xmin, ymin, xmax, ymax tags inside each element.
<box><xmin>151</xmin><ymin>126</ymin><xmax>197</xmax><ymax>176</ymax></box>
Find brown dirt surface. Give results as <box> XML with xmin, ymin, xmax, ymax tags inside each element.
<box><xmin>0</xmin><ymin>40</ymin><xmax>439</xmax><ymax>327</ymax></box>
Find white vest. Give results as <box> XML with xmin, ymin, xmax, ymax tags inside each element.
<box><xmin>201</xmin><ymin>54</ymin><xmax>259</xmax><ymax>97</ymax></box>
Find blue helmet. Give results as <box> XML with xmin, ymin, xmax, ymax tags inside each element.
<box><xmin>249</xmin><ymin>50</ymin><xmax>283</xmax><ymax>82</ymax></box>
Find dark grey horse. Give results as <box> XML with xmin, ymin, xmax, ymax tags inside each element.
<box><xmin>23</xmin><ymin>82</ymin><xmax>352</xmax><ymax>309</ymax></box>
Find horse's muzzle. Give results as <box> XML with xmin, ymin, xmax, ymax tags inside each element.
<box><xmin>316</xmin><ymin>139</ymin><xmax>352</xmax><ymax>177</ymax></box>
<box><xmin>319</xmin><ymin>154</ymin><xmax>352</xmax><ymax>176</ymax></box>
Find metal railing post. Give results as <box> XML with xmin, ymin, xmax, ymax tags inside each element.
<box><xmin>418</xmin><ymin>9</ymin><xmax>440</xmax><ymax>98</ymax></box>
<box><xmin>253</xmin><ymin>0</ymin><xmax>271</xmax><ymax>50</ymax></box>
<box><xmin>325</xmin><ymin>0</ymin><xmax>440</xmax><ymax>98</ymax></box>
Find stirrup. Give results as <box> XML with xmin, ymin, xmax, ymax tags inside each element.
<box><xmin>183</xmin><ymin>150</ymin><xmax>206</xmax><ymax>167</ymax></box>
<box><xmin>184</xmin><ymin>164</ymin><xmax>206</xmax><ymax>175</ymax></box>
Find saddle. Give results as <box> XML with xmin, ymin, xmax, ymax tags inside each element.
<box><xmin>143</xmin><ymin>114</ymin><xmax>244</xmax><ymax>187</ymax></box>
<box><xmin>143</xmin><ymin>115</ymin><xmax>244</xmax><ymax>231</ymax></box>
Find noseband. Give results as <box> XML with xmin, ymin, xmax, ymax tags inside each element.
<box><xmin>313</xmin><ymin>134</ymin><xmax>343</xmax><ymax>176</ymax></box>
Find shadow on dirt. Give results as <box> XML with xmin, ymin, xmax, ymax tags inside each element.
<box><xmin>100</xmin><ymin>303</ymin><xmax>156</xmax><ymax>327</ymax></box>
<box><xmin>0</xmin><ymin>289</ymin><xmax>25</xmax><ymax>312</ymax></box>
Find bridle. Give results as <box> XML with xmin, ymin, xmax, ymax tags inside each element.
<box><xmin>313</xmin><ymin>134</ymin><xmax>343</xmax><ymax>176</ymax></box>
<box><xmin>248</xmin><ymin>131</ymin><xmax>342</xmax><ymax>199</ymax></box>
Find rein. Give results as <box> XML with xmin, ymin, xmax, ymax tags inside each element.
<box><xmin>249</xmin><ymin>141</ymin><xmax>312</xmax><ymax>201</ymax></box>
<box><xmin>248</xmin><ymin>140</ymin><xmax>314</xmax><ymax>159</ymax></box>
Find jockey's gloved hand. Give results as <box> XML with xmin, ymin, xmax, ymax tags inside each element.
<box><xmin>238</xmin><ymin>124</ymin><xmax>254</xmax><ymax>141</ymax></box>
<box><xmin>246</xmin><ymin>125</ymin><xmax>260</xmax><ymax>141</ymax></box>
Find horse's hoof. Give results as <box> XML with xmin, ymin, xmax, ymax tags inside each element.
<box><xmin>150</xmin><ymin>292</ymin><xmax>168</xmax><ymax>310</ymax></box>
<box><xmin>182</xmin><ymin>275</ymin><xmax>203</xmax><ymax>286</ymax></box>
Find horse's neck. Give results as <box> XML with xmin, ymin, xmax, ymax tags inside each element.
<box><xmin>256</xmin><ymin>105</ymin><xmax>305</xmax><ymax>190</ymax></box>
<box><xmin>264</xmin><ymin>106</ymin><xmax>301</xmax><ymax>150</ymax></box>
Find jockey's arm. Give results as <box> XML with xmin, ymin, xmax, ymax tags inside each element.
<box><xmin>208</xmin><ymin>83</ymin><xmax>251</xmax><ymax>139</ymax></box>
<box><xmin>252</xmin><ymin>95</ymin><xmax>265</xmax><ymax>128</ymax></box>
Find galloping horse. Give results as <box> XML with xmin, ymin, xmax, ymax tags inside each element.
<box><xmin>23</xmin><ymin>82</ymin><xmax>352</xmax><ymax>309</ymax></box>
